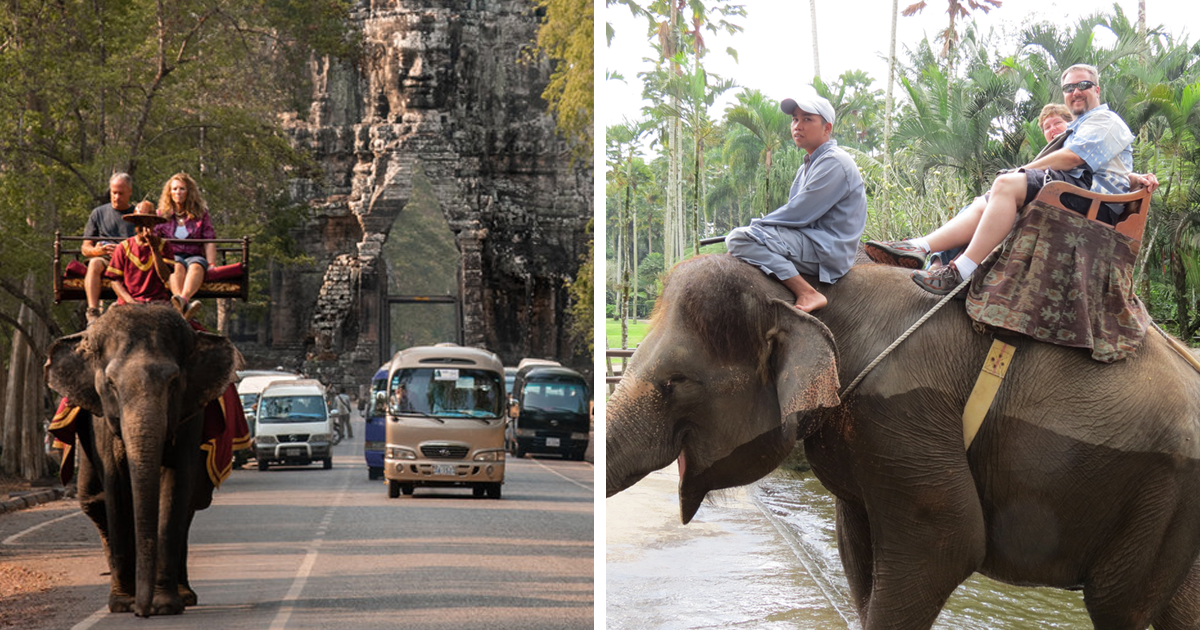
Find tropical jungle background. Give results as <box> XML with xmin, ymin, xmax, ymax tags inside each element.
<box><xmin>605</xmin><ymin>0</ymin><xmax>1200</xmax><ymax>349</ymax></box>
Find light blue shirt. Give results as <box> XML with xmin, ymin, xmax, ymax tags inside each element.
<box><xmin>1063</xmin><ymin>104</ymin><xmax>1133</xmax><ymax>198</ymax></box>
<box><xmin>748</xmin><ymin>140</ymin><xmax>867</xmax><ymax>283</ymax></box>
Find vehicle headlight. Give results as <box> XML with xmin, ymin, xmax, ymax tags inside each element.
<box><xmin>387</xmin><ymin>447</ymin><xmax>417</xmax><ymax>460</ymax></box>
<box><xmin>570</xmin><ymin>432</ymin><xmax>589</xmax><ymax>440</ymax></box>
<box><xmin>310</xmin><ymin>433</ymin><xmax>331</xmax><ymax>442</ymax></box>
<box><xmin>473</xmin><ymin>450</ymin><xmax>504</xmax><ymax>462</ymax></box>
<box><xmin>256</xmin><ymin>435</ymin><xmax>278</xmax><ymax>445</ymax></box>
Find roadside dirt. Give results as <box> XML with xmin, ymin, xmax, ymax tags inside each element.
<box><xmin>0</xmin><ymin>562</ymin><xmax>62</xmax><ymax>628</ymax></box>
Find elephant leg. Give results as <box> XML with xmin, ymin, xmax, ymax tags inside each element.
<box><xmin>860</xmin><ymin>470</ymin><xmax>986</xmax><ymax>629</ymax></box>
<box><xmin>835</xmin><ymin>498</ymin><xmax>873</xmax><ymax>618</ymax></box>
<box><xmin>1083</xmin><ymin>497</ymin><xmax>1200</xmax><ymax>630</ymax></box>
<box><xmin>84</xmin><ymin>421</ymin><xmax>139</xmax><ymax>613</ymax></box>
<box><xmin>1153</xmin><ymin>556</ymin><xmax>1200</xmax><ymax>630</ymax></box>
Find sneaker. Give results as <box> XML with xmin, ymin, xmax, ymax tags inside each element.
<box><xmin>864</xmin><ymin>240</ymin><xmax>927</xmax><ymax>269</ymax></box>
<box><xmin>170</xmin><ymin>294</ymin><xmax>188</xmax><ymax>314</ymax></box>
<box><xmin>911</xmin><ymin>262</ymin><xmax>966</xmax><ymax>296</ymax></box>
<box><xmin>182</xmin><ymin>300</ymin><xmax>202</xmax><ymax>321</ymax></box>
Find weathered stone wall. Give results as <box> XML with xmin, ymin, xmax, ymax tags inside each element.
<box><xmin>234</xmin><ymin>0</ymin><xmax>592</xmax><ymax>395</ymax></box>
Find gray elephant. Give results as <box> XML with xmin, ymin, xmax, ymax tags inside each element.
<box><xmin>46</xmin><ymin>304</ymin><xmax>242</xmax><ymax>617</ymax></box>
<box><xmin>607</xmin><ymin>253</ymin><xmax>1200</xmax><ymax>630</ymax></box>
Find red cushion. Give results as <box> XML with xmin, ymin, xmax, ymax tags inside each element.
<box><xmin>205</xmin><ymin>262</ymin><xmax>244</xmax><ymax>282</ymax></box>
<box><xmin>65</xmin><ymin>259</ymin><xmax>88</xmax><ymax>278</ymax></box>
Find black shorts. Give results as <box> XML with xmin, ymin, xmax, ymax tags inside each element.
<box><xmin>1020</xmin><ymin>168</ymin><xmax>1118</xmax><ymax>223</ymax></box>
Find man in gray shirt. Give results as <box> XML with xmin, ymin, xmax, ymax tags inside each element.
<box><xmin>725</xmin><ymin>92</ymin><xmax>867</xmax><ymax>312</ymax></box>
<box><xmin>82</xmin><ymin>172</ymin><xmax>137</xmax><ymax>322</ymax></box>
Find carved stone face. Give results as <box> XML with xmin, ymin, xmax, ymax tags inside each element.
<box><xmin>372</xmin><ymin>11</ymin><xmax>456</xmax><ymax>119</ymax></box>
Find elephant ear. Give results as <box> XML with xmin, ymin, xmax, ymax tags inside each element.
<box><xmin>183</xmin><ymin>331</ymin><xmax>244</xmax><ymax>414</ymax></box>
<box><xmin>44</xmin><ymin>332</ymin><xmax>103</xmax><ymax>414</ymax></box>
<box><xmin>767</xmin><ymin>298</ymin><xmax>841</xmax><ymax>419</ymax></box>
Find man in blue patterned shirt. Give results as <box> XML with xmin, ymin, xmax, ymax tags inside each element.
<box><xmin>865</xmin><ymin>64</ymin><xmax>1157</xmax><ymax>295</ymax></box>
<box><xmin>725</xmin><ymin>92</ymin><xmax>867</xmax><ymax>312</ymax></box>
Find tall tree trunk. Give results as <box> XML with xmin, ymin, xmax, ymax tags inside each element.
<box><xmin>1137</xmin><ymin>0</ymin><xmax>1146</xmax><ymax>38</ymax></box>
<box><xmin>809</xmin><ymin>0</ymin><xmax>820</xmax><ymax>79</ymax></box>
<box><xmin>2</xmin><ymin>272</ymin><xmax>42</xmax><ymax>478</ymax></box>
<box><xmin>632</xmin><ymin>207</ymin><xmax>639</xmax><ymax>321</ymax></box>
<box><xmin>883</xmin><ymin>0</ymin><xmax>898</xmax><ymax>236</ymax></box>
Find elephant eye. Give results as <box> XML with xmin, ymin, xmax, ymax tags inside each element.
<box><xmin>661</xmin><ymin>374</ymin><xmax>690</xmax><ymax>395</ymax></box>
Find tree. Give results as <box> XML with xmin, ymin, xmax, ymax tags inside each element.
<box><xmin>723</xmin><ymin>89</ymin><xmax>793</xmax><ymax>216</ymax></box>
<box><xmin>810</xmin><ymin>0</ymin><xmax>821</xmax><ymax>79</ymax></box>
<box><xmin>902</xmin><ymin>0</ymin><xmax>1002</xmax><ymax>66</ymax></box>
<box><xmin>537</xmin><ymin>0</ymin><xmax>594</xmax><ymax>153</ymax></box>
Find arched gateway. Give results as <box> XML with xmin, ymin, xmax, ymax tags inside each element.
<box><xmin>237</xmin><ymin>0</ymin><xmax>591</xmax><ymax>390</ymax></box>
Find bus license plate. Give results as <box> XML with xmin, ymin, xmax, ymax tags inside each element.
<box><xmin>545</xmin><ymin>437</ymin><xmax>560</xmax><ymax>448</ymax></box>
<box><xmin>434</xmin><ymin>464</ymin><xmax>456</xmax><ymax>476</ymax></box>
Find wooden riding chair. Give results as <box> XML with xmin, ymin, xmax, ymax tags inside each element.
<box><xmin>1033</xmin><ymin>181</ymin><xmax>1152</xmax><ymax>253</ymax></box>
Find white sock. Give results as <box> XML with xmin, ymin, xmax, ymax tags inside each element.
<box><xmin>954</xmin><ymin>255</ymin><xmax>978</xmax><ymax>278</ymax></box>
<box><xmin>911</xmin><ymin>238</ymin><xmax>932</xmax><ymax>253</ymax></box>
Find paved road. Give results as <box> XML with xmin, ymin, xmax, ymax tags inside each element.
<box><xmin>0</xmin><ymin>423</ymin><xmax>594</xmax><ymax>630</ymax></box>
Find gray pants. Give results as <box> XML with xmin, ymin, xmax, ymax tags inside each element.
<box><xmin>726</xmin><ymin>225</ymin><xmax>819</xmax><ymax>281</ymax></box>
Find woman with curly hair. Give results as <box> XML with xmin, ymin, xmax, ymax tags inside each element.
<box><xmin>154</xmin><ymin>172</ymin><xmax>216</xmax><ymax>318</ymax></box>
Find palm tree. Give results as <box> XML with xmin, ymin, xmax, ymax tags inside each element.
<box><xmin>901</xmin><ymin>0</ymin><xmax>1003</xmax><ymax>67</ymax></box>
<box><xmin>809</xmin><ymin>0</ymin><xmax>820</xmax><ymax>79</ymax></box>
<box><xmin>883</xmin><ymin>0</ymin><xmax>900</xmax><ymax>234</ymax></box>
<box><xmin>723</xmin><ymin>89</ymin><xmax>793</xmax><ymax>216</ymax></box>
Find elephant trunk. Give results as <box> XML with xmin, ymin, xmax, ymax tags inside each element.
<box><xmin>605</xmin><ymin>377</ymin><xmax>680</xmax><ymax>498</ymax></box>
<box><xmin>124</xmin><ymin>405</ymin><xmax>167</xmax><ymax>617</ymax></box>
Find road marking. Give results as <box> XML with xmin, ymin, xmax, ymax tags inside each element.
<box><xmin>528</xmin><ymin>458</ymin><xmax>593</xmax><ymax>491</ymax></box>
<box><xmin>70</xmin><ymin>607</ymin><xmax>106</xmax><ymax>630</ymax></box>
<box><xmin>268</xmin><ymin>472</ymin><xmax>351</xmax><ymax>630</ymax></box>
<box><xmin>2</xmin><ymin>509</ymin><xmax>83</xmax><ymax>546</ymax></box>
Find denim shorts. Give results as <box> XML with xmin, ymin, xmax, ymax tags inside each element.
<box><xmin>174</xmin><ymin>254</ymin><xmax>209</xmax><ymax>269</ymax></box>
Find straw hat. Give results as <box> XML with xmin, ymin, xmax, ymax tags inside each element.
<box><xmin>123</xmin><ymin>200</ymin><xmax>168</xmax><ymax>226</ymax></box>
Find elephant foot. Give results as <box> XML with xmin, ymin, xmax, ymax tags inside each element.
<box><xmin>149</xmin><ymin>589</ymin><xmax>186</xmax><ymax>616</ymax></box>
<box><xmin>107</xmin><ymin>592</ymin><xmax>135</xmax><ymax>613</ymax></box>
<box><xmin>179</xmin><ymin>583</ymin><xmax>198</xmax><ymax>607</ymax></box>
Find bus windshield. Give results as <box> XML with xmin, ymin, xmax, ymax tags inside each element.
<box><xmin>523</xmin><ymin>380</ymin><xmax>588</xmax><ymax>414</ymax></box>
<box><xmin>258</xmin><ymin>395</ymin><xmax>326</xmax><ymax>423</ymax></box>
<box><xmin>390</xmin><ymin>368</ymin><xmax>503</xmax><ymax>419</ymax></box>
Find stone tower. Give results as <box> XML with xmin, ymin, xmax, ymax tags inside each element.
<box><xmin>245</xmin><ymin>0</ymin><xmax>592</xmax><ymax>389</ymax></box>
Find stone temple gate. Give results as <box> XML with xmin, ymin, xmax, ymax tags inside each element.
<box><xmin>231</xmin><ymin>0</ymin><xmax>592</xmax><ymax>391</ymax></box>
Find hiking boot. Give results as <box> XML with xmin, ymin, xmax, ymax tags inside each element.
<box><xmin>864</xmin><ymin>240</ymin><xmax>927</xmax><ymax>269</ymax></box>
<box><xmin>171</xmin><ymin>294</ymin><xmax>188</xmax><ymax>314</ymax></box>
<box><xmin>182</xmin><ymin>300</ymin><xmax>202</xmax><ymax>321</ymax></box>
<box><xmin>911</xmin><ymin>262</ymin><xmax>966</xmax><ymax>296</ymax></box>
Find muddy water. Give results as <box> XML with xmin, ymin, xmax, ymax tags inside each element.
<box><xmin>606</xmin><ymin>467</ymin><xmax>1094</xmax><ymax>629</ymax></box>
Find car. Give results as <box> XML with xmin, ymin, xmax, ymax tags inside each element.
<box><xmin>507</xmin><ymin>365</ymin><xmax>590</xmax><ymax>460</ymax></box>
<box><xmin>363</xmin><ymin>364</ymin><xmax>389</xmax><ymax>480</ymax></box>
<box><xmin>254</xmin><ymin>379</ymin><xmax>335</xmax><ymax>470</ymax></box>
<box><xmin>383</xmin><ymin>344</ymin><xmax>507</xmax><ymax>499</ymax></box>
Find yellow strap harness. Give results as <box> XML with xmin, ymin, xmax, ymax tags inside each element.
<box><xmin>962</xmin><ymin>340</ymin><xmax>1016</xmax><ymax>449</ymax></box>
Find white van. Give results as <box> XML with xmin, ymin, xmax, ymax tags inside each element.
<box><xmin>254</xmin><ymin>379</ymin><xmax>334</xmax><ymax>471</ymax></box>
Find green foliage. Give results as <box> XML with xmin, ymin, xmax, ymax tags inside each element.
<box><xmin>566</xmin><ymin>220</ymin><xmax>595</xmax><ymax>356</ymax></box>
<box><xmin>0</xmin><ymin>0</ymin><xmax>357</xmax><ymax>333</ymax></box>
<box><xmin>538</xmin><ymin>0</ymin><xmax>594</xmax><ymax>154</ymax></box>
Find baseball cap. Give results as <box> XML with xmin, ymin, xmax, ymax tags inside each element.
<box><xmin>780</xmin><ymin>92</ymin><xmax>835</xmax><ymax>125</ymax></box>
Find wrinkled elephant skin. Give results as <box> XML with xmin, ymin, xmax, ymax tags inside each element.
<box><xmin>45</xmin><ymin>304</ymin><xmax>241</xmax><ymax>617</ymax></box>
<box><xmin>606</xmin><ymin>253</ymin><xmax>1200</xmax><ymax>630</ymax></box>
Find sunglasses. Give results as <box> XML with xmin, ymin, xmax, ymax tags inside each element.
<box><xmin>1061</xmin><ymin>80</ymin><xmax>1097</xmax><ymax>94</ymax></box>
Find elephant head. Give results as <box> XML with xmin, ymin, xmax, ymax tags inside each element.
<box><xmin>45</xmin><ymin>304</ymin><xmax>241</xmax><ymax>615</ymax></box>
<box><xmin>606</xmin><ymin>254</ymin><xmax>841</xmax><ymax>523</ymax></box>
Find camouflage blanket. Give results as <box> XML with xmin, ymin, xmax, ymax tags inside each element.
<box><xmin>965</xmin><ymin>200</ymin><xmax>1149</xmax><ymax>363</ymax></box>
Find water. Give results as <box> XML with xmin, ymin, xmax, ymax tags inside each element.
<box><xmin>606</xmin><ymin>467</ymin><xmax>1095</xmax><ymax>629</ymax></box>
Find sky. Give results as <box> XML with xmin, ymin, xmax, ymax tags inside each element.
<box><xmin>601</xmin><ymin>0</ymin><xmax>1200</xmax><ymax>131</ymax></box>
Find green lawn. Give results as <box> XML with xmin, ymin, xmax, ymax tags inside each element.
<box><xmin>606</xmin><ymin>319</ymin><xmax>650</xmax><ymax>349</ymax></box>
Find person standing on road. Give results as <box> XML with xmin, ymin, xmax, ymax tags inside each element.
<box><xmin>334</xmin><ymin>387</ymin><xmax>353</xmax><ymax>439</ymax></box>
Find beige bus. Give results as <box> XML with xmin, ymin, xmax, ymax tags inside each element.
<box><xmin>383</xmin><ymin>343</ymin><xmax>507</xmax><ymax>499</ymax></box>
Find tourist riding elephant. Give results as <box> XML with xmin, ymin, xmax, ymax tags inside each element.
<box><xmin>607</xmin><ymin>253</ymin><xmax>1200</xmax><ymax>630</ymax></box>
<box><xmin>45</xmin><ymin>304</ymin><xmax>242</xmax><ymax>617</ymax></box>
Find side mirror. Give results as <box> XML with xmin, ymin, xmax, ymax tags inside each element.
<box><xmin>508</xmin><ymin>398</ymin><xmax>520</xmax><ymax>419</ymax></box>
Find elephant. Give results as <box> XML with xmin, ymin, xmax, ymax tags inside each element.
<box><xmin>606</xmin><ymin>253</ymin><xmax>1200</xmax><ymax>630</ymax></box>
<box><xmin>45</xmin><ymin>304</ymin><xmax>242</xmax><ymax>617</ymax></box>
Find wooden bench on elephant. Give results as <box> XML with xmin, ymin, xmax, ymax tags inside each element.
<box><xmin>1034</xmin><ymin>180</ymin><xmax>1152</xmax><ymax>251</ymax></box>
<box><xmin>966</xmin><ymin>181</ymin><xmax>1154</xmax><ymax>364</ymax></box>
<box><xmin>53</xmin><ymin>232</ymin><xmax>251</xmax><ymax>303</ymax></box>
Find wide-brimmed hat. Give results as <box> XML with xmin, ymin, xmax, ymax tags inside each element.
<box><xmin>122</xmin><ymin>200</ymin><xmax>167</xmax><ymax>226</ymax></box>
<box><xmin>780</xmin><ymin>92</ymin><xmax>835</xmax><ymax>125</ymax></box>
